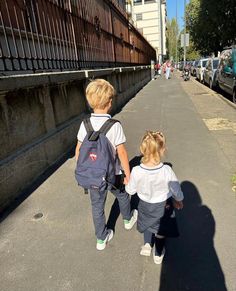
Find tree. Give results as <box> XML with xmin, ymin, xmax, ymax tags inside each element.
<box><xmin>186</xmin><ymin>40</ymin><xmax>201</xmax><ymax>60</ymax></box>
<box><xmin>166</xmin><ymin>17</ymin><xmax>200</xmax><ymax>62</ymax></box>
<box><xmin>166</xmin><ymin>18</ymin><xmax>179</xmax><ymax>61</ymax></box>
<box><xmin>186</xmin><ymin>0</ymin><xmax>236</xmax><ymax>55</ymax></box>
<box><xmin>177</xmin><ymin>28</ymin><xmax>200</xmax><ymax>61</ymax></box>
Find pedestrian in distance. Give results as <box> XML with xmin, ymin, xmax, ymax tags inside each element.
<box><xmin>154</xmin><ymin>62</ymin><xmax>161</xmax><ymax>78</ymax></box>
<box><xmin>154</xmin><ymin>62</ymin><xmax>159</xmax><ymax>78</ymax></box>
<box><xmin>158</xmin><ymin>63</ymin><xmax>162</xmax><ymax>76</ymax></box>
<box><xmin>75</xmin><ymin>79</ymin><xmax>137</xmax><ymax>251</ymax></box>
<box><xmin>125</xmin><ymin>131</ymin><xmax>184</xmax><ymax>264</ymax></box>
<box><xmin>165</xmin><ymin>61</ymin><xmax>171</xmax><ymax>80</ymax></box>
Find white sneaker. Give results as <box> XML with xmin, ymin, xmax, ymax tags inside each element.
<box><xmin>96</xmin><ymin>229</ymin><xmax>113</xmax><ymax>251</ymax></box>
<box><xmin>140</xmin><ymin>243</ymin><xmax>152</xmax><ymax>256</ymax></box>
<box><xmin>124</xmin><ymin>209</ymin><xmax>138</xmax><ymax>230</ymax></box>
<box><xmin>153</xmin><ymin>247</ymin><xmax>165</xmax><ymax>264</ymax></box>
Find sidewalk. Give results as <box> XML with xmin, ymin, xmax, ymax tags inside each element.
<box><xmin>0</xmin><ymin>75</ymin><xmax>236</xmax><ymax>291</ymax></box>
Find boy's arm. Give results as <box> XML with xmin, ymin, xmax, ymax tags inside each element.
<box><xmin>116</xmin><ymin>144</ymin><xmax>130</xmax><ymax>184</ymax></box>
<box><xmin>125</xmin><ymin>169</ymin><xmax>137</xmax><ymax>195</ymax></box>
<box><xmin>75</xmin><ymin>141</ymin><xmax>81</xmax><ymax>162</ymax></box>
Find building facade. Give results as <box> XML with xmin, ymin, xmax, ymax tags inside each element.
<box><xmin>127</xmin><ymin>0</ymin><xmax>167</xmax><ymax>62</ymax></box>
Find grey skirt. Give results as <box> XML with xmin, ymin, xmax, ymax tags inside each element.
<box><xmin>137</xmin><ymin>199</ymin><xmax>166</xmax><ymax>234</ymax></box>
<box><xmin>137</xmin><ymin>198</ymin><xmax>179</xmax><ymax>237</ymax></box>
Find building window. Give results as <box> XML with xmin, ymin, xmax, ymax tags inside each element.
<box><xmin>136</xmin><ymin>13</ymin><xmax>143</xmax><ymax>21</ymax></box>
<box><xmin>133</xmin><ymin>0</ymin><xmax>142</xmax><ymax>5</ymax></box>
<box><xmin>144</xmin><ymin>0</ymin><xmax>156</xmax><ymax>3</ymax></box>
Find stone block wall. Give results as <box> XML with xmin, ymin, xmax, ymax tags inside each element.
<box><xmin>0</xmin><ymin>66</ymin><xmax>151</xmax><ymax>211</ymax></box>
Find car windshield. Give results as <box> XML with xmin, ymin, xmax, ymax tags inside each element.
<box><xmin>202</xmin><ymin>61</ymin><xmax>207</xmax><ymax>67</ymax></box>
<box><xmin>213</xmin><ymin>60</ymin><xmax>219</xmax><ymax>69</ymax></box>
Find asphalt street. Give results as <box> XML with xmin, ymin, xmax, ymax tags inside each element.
<box><xmin>0</xmin><ymin>73</ymin><xmax>236</xmax><ymax>291</ymax></box>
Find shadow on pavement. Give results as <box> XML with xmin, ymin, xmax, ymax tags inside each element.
<box><xmin>159</xmin><ymin>180</ymin><xmax>227</xmax><ymax>291</ymax></box>
<box><xmin>107</xmin><ymin>155</ymin><xmax>141</xmax><ymax>231</ymax></box>
<box><xmin>0</xmin><ymin>148</ymin><xmax>75</xmax><ymax>223</ymax></box>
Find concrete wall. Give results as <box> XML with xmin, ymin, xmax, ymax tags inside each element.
<box><xmin>0</xmin><ymin>66</ymin><xmax>151</xmax><ymax>212</ymax></box>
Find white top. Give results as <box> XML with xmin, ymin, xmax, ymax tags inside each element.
<box><xmin>125</xmin><ymin>163</ymin><xmax>184</xmax><ymax>203</ymax></box>
<box><xmin>77</xmin><ymin>113</ymin><xmax>126</xmax><ymax>149</ymax></box>
<box><xmin>77</xmin><ymin>113</ymin><xmax>126</xmax><ymax>175</ymax></box>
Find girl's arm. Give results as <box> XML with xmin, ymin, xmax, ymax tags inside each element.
<box><xmin>168</xmin><ymin>168</ymin><xmax>184</xmax><ymax>209</ymax></box>
<box><xmin>169</xmin><ymin>180</ymin><xmax>184</xmax><ymax>201</ymax></box>
<box><xmin>116</xmin><ymin>144</ymin><xmax>130</xmax><ymax>184</ymax></box>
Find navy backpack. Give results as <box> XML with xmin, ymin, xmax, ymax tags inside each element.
<box><xmin>75</xmin><ymin>117</ymin><xmax>119</xmax><ymax>192</ymax></box>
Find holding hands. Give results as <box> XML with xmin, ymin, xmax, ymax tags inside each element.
<box><xmin>173</xmin><ymin>200</ymin><xmax>184</xmax><ymax>210</ymax></box>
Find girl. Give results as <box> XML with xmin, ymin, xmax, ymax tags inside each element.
<box><xmin>125</xmin><ymin>131</ymin><xmax>184</xmax><ymax>264</ymax></box>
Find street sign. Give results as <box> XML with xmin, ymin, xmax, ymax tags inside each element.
<box><xmin>181</xmin><ymin>33</ymin><xmax>190</xmax><ymax>47</ymax></box>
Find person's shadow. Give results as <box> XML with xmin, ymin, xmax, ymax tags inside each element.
<box><xmin>106</xmin><ymin>155</ymin><xmax>142</xmax><ymax>231</ymax></box>
<box><xmin>159</xmin><ymin>181</ymin><xmax>227</xmax><ymax>291</ymax></box>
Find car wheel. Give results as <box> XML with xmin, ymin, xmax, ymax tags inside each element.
<box><xmin>215</xmin><ymin>81</ymin><xmax>220</xmax><ymax>93</ymax></box>
<box><xmin>209</xmin><ymin>79</ymin><xmax>212</xmax><ymax>89</ymax></box>
<box><xmin>233</xmin><ymin>90</ymin><xmax>236</xmax><ymax>104</ymax></box>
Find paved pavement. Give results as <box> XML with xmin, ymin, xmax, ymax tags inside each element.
<box><xmin>0</xmin><ymin>73</ymin><xmax>236</xmax><ymax>291</ymax></box>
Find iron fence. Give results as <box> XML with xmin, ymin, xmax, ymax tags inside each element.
<box><xmin>0</xmin><ymin>0</ymin><xmax>156</xmax><ymax>75</ymax></box>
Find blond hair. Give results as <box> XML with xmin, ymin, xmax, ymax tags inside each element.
<box><xmin>85</xmin><ymin>79</ymin><xmax>115</xmax><ymax>110</ymax></box>
<box><xmin>140</xmin><ymin>131</ymin><xmax>166</xmax><ymax>164</ymax></box>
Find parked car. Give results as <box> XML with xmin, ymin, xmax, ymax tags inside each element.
<box><xmin>216</xmin><ymin>47</ymin><xmax>236</xmax><ymax>103</ymax></box>
<box><xmin>178</xmin><ymin>61</ymin><xmax>184</xmax><ymax>71</ymax></box>
<box><xmin>196</xmin><ymin>58</ymin><xmax>208</xmax><ymax>82</ymax></box>
<box><xmin>203</xmin><ymin>57</ymin><xmax>220</xmax><ymax>89</ymax></box>
<box><xmin>191</xmin><ymin>60</ymin><xmax>199</xmax><ymax>76</ymax></box>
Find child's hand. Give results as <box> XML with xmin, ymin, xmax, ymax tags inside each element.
<box><xmin>173</xmin><ymin>200</ymin><xmax>184</xmax><ymax>210</ymax></box>
<box><xmin>123</xmin><ymin>175</ymin><xmax>130</xmax><ymax>185</ymax></box>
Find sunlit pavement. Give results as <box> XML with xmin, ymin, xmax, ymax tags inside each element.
<box><xmin>0</xmin><ymin>74</ymin><xmax>236</xmax><ymax>291</ymax></box>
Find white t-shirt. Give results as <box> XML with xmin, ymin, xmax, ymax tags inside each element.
<box><xmin>77</xmin><ymin>113</ymin><xmax>126</xmax><ymax>174</ymax></box>
<box><xmin>125</xmin><ymin>163</ymin><xmax>184</xmax><ymax>203</ymax></box>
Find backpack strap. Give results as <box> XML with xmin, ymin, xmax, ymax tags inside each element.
<box><xmin>84</xmin><ymin>117</ymin><xmax>97</xmax><ymax>141</ymax></box>
<box><xmin>99</xmin><ymin>119</ymin><xmax>119</xmax><ymax>135</ymax></box>
<box><xmin>84</xmin><ymin>118</ymin><xmax>119</xmax><ymax>141</ymax></box>
<box><xmin>83</xmin><ymin>117</ymin><xmax>93</xmax><ymax>133</ymax></box>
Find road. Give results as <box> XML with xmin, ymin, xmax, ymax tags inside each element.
<box><xmin>0</xmin><ymin>73</ymin><xmax>236</xmax><ymax>291</ymax></box>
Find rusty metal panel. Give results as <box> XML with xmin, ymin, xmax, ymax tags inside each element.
<box><xmin>0</xmin><ymin>0</ymin><xmax>155</xmax><ymax>74</ymax></box>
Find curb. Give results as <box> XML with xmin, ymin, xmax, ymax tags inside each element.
<box><xmin>178</xmin><ymin>71</ymin><xmax>236</xmax><ymax>110</ymax></box>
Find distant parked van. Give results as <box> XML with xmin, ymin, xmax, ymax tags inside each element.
<box><xmin>216</xmin><ymin>47</ymin><xmax>236</xmax><ymax>103</ymax></box>
<box><xmin>203</xmin><ymin>57</ymin><xmax>220</xmax><ymax>89</ymax></box>
<box><xmin>196</xmin><ymin>58</ymin><xmax>208</xmax><ymax>82</ymax></box>
<box><xmin>191</xmin><ymin>60</ymin><xmax>199</xmax><ymax>76</ymax></box>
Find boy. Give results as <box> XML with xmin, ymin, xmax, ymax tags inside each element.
<box><xmin>75</xmin><ymin>79</ymin><xmax>137</xmax><ymax>251</ymax></box>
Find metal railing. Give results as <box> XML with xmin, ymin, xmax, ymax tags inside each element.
<box><xmin>0</xmin><ymin>0</ymin><xmax>156</xmax><ymax>75</ymax></box>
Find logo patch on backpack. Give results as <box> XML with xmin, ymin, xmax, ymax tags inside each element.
<box><xmin>89</xmin><ymin>153</ymin><xmax>97</xmax><ymax>161</ymax></box>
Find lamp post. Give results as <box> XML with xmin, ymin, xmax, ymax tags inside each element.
<box><xmin>184</xmin><ymin>0</ymin><xmax>186</xmax><ymax>66</ymax></box>
<box><xmin>175</xmin><ymin>0</ymin><xmax>178</xmax><ymax>63</ymax></box>
<box><xmin>159</xmin><ymin>0</ymin><xmax>164</xmax><ymax>63</ymax></box>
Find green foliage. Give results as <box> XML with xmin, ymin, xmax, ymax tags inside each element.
<box><xmin>186</xmin><ymin>0</ymin><xmax>236</xmax><ymax>55</ymax></box>
<box><xmin>166</xmin><ymin>18</ymin><xmax>179</xmax><ymax>61</ymax></box>
<box><xmin>177</xmin><ymin>29</ymin><xmax>200</xmax><ymax>61</ymax></box>
<box><xmin>187</xmin><ymin>41</ymin><xmax>201</xmax><ymax>60</ymax></box>
<box><xmin>232</xmin><ymin>173</ymin><xmax>236</xmax><ymax>185</ymax></box>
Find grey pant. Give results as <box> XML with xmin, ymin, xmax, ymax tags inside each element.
<box><xmin>90</xmin><ymin>187</ymin><xmax>131</xmax><ymax>240</ymax></box>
